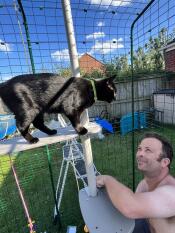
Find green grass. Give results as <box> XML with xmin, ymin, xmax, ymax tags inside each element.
<box><xmin>0</xmin><ymin>127</ymin><xmax>175</xmax><ymax>233</ymax></box>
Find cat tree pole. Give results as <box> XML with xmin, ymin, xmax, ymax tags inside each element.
<box><xmin>61</xmin><ymin>0</ymin><xmax>97</xmax><ymax>197</ymax></box>
<box><xmin>61</xmin><ymin>1</ymin><xmax>135</xmax><ymax>232</ymax></box>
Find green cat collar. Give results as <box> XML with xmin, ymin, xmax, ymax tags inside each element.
<box><xmin>89</xmin><ymin>79</ymin><xmax>98</xmax><ymax>102</ymax></box>
<box><xmin>83</xmin><ymin>77</ymin><xmax>98</xmax><ymax>102</ymax></box>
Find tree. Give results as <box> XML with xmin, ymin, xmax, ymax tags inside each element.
<box><xmin>133</xmin><ymin>46</ymin><xmax>148</xmax><ymax>71</ymax></box>
<box><xmin>82</xmin><ymin>69</ymin><xmax>105</xmax><ymax>79</ymax></box>
<box><xmin>144</xmin><ymin>28</ymin><xmax>166</xmax><ymax>71</ymax></box>
<box><xmin>58</xmin><ymin>67</ymin><xmax>72</xmax><ymax>78</ymax></box>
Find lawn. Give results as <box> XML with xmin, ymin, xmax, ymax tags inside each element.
<box><xmin>0</xmin><ymin>126</ymin><xmax>175</xmax><ymax>233</ymax></box>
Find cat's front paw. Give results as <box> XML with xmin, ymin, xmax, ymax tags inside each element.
<box><xmin>30</xmin><ymin>137</ymin><xmax>39</xmax><ymax>144</ymax></box>
<box><xmin>47</xmin><ymin>129</ymin><xmax>57</xmax><ymax>135</ymax></box>
<box><xmin>78</xmin><ymin>127</ymin><xmax>88</xmax><ymax>135</ymax></box>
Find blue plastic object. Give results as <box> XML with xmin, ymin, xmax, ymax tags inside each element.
<box><xmin>95</xmin><ymin>117</ymin><xmax>114</xmax><ymax>133</ymax></box>
<box><xmin>120</xmin><ymin>112</ymin><xmax>147</xmax><ymax>136</ymax></box>
<box><xmin>0</xmin><ymin>114</ymin><xmax>17</xmax><ymax>139</ymax></box>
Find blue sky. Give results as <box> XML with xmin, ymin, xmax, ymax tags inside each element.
<box><xmin>0</xmin><ymin>0</ymin><xmax>175</xmax><ymax>80</ymax></box>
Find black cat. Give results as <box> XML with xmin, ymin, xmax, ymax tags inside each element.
<box><xmin>0</xmin><ymin>73</ymin><xmax>116</xmax><ymax>143</ymax></box>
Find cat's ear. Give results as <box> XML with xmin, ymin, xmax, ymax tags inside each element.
<box><xmin>106</xmin><ymin>75</ymin><xmax>116</xmax><ymax>84</ymax></box>
<box><xmin>109</xmin><ymin>75</ymin><xmax>116</xmax><ymax>81</ymax></box>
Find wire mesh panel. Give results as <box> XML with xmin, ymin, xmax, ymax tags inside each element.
<box><xmin>131</xmin><ymin>0</ymin><xmax>175</xmax><ymax>141</ymax></box>
<box><xmin>130</xmin><ymin>0</ymin><xmax>175</xmax><ymax>191</ymax></box>
<box><xmin>0</xmin><ymin>0</ymin><xmax>151</xmax><ymax>80</ymax></box>
<box><xmin>1</xmin><ymin>0</ymin><xmax>175</xmax><ymax>232</ymax></box>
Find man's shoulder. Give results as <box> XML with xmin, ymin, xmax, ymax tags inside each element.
<box><xmin>158</xmin><ymin>175</ymin><xmax>175</xmax><ymax>188</ymax></box>
<box><xmin>136</xmin><ymin>175</ymin><xmax>175</xmax><ymax>193</ymax></box>
<box><xmin>167</xmin><ymin>174</ymin><xmax>175</xmax><ymax>185</ymax></box>
<box><xmin>136</xmin><ymin>179</ymin><xmax>148</xmax><ymax>193</ymax></box>
<box><xmin>155</xmin><ymin>183</ymin><xmax>175</xmax><ymax>195</ymax></box>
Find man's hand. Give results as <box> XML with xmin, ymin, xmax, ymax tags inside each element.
<box><xmin>96</xmin><ymin>175</ymin><xmax>108</xmax><ymax>188</ymax></box>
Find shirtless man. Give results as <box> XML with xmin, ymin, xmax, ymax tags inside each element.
<box><xmin>96</xmin><ymin>132</ymin><xmax>175</xmax><ymax>233</ymax></box>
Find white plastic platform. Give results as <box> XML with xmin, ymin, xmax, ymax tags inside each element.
<box><xmin>0</xmin><ymin>122</ymin><xmax>101</xmax><ymax>155</ymax></box>
<box><xmin>79</xmin><ymin>188</ymin><xmax>135</xmax><ymax>233</ymax></box>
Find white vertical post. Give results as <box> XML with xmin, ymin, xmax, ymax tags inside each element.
<box><xmin>80</xmin><ymin>135</ymin><xmax>97</xmax><ymax>196</ymax></box>
<box><xmin>61</xmin><ymin>0</ymin><xmax>80</xmax><ymax>77</ymax></box>
<box><xmin>61</xmin><ymin>0</ymin><xmax>97</xmax><ymax>196</ymax></box>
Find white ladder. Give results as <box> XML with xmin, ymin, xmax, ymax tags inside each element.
<box><xmin>53</xmin><ymin>115</ymin><xmax>100</xmax><ymax>222</ymax></box>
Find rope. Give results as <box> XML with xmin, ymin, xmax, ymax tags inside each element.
<box><xmin>9</xmin><ymin>155</ymin><xmax>36</xmax><ymax>233</ymax></box>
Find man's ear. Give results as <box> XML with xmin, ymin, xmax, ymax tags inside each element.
<box><xmin>161</xmin><ymin>158</ymin><xmax>170</xmax><ymax>168</ymax></box>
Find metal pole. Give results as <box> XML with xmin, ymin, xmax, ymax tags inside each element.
<box><xmin>130</xmin><ymin>25</ymin><xmax>135</xmax><ymax>192</ymax></box>
<box><xmin>130</xmin><ymin>0</ymin><xmax>156</xmax><ymax>191</ymax></box>
<box><xmin>17</xmin><ymin>0</ymin><xmax>35</xmax><ymax>74</ymax></box>
<box><xmin>61</xmin><ymin>0</ymin><xmax>97</xmax><ymax>196</ymax></box>
<box><xmin>46</xmin><ymin>145</ymin><xmax>61</xmax><ymax>229</ymax></box>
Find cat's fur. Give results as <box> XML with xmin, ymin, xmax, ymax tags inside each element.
<box><xmin>0</xmin><ymin>73</ymin><xmax>116</xmax><ymax>143</ymax></box>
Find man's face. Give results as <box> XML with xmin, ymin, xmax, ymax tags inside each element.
<box><xmin>136</xmin><ymin>138</ymin><xmax>164</xmax><ymax>174</ymax></box>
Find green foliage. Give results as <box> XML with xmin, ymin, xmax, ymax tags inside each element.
<box><xmin>82</xmin><ymin>69</ymin><xmax>105</xmax><ymax>79</ymax></box>
<box><xmin>57</xmin><ymin>67</ymin><xmax>72</xmax><ymax>78</ymax></box>
<box><xmin>105</xmin><ymin>56</ymin><xmax>131</xmax><ymax>81</ymax></box>
<box><xmin>105</xmin><ymin>63</ymin><xmax>116</xmax><ymax>76</ymax></box>
<box><xmin>133</xmin><ymin>28</ymin><xmax>167</xmax><ymax>73</ymax></box>
<box><xmin>104</xmin><ymin>27</ymin><xmax>173</xmax><ymax>80</ymax></box>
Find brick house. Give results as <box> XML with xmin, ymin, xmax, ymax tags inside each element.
<box><xmin>79</xmin><ymin>53</ymin><xmax>105</xmax><ymax>74</ymax></box>
<box><xmin>163</xmin><ymin>39</ymin><xmax>175</xmax><ymax>72</ymax></box>
<box><xmin>159</xmin><ymin>39</ymin><xmax>175</xmax><ymax>89</ymax></box>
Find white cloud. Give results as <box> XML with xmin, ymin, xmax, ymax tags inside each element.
<box><xmin>51</xmin><ymin>49</ymin><xmax>70</xmax><ymax>62</ymax></box>
<box><xmin>89</xmin><ymin>38</ymin><xmax>124</xmax><ymax>54</ymax></box>
<box><xmin>86</xmin><ymin>32</ymin><xmax>105</xmax><ymax>40</ymax></box>
<box><xmin>51</xmin><ymin>38</ymin><xmax>124</xmax><ymax>61</ymax></box>
<box><xmin>85</xmin><ymin>0</ymin><xmax>131</xmax><ymax>7</ymax></box>
<box><xmin>97</xmin><ymin>21</ymin><xmax>105</xmax><ymax>27</ymax></box>
<box><xmin>0</xmin><ymin>39</ymin><xmax>12</xmax><ymax>52</ymax></box>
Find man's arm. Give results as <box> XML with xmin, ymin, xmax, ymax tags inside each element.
<box><xmin>96</xmin><ymin>175</ymin><xmax>175</xmax><ymax>219</ymax></box>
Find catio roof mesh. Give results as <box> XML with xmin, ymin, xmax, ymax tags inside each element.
<box><xmin>0</xmin><ymin>0</ymin><xmax>175</xmax><ymax>80</ymax></box>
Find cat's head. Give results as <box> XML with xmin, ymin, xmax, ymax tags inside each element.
<box><xmin>96</xmin><ymin>75</ymin><xmax>117</xmax><ymax>103</ymax></box>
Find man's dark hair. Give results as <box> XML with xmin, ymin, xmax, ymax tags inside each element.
<box><xmin>139</xmin><ymin>132</ymin><xmax>173</xmax><ymax>168</ymax></box>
